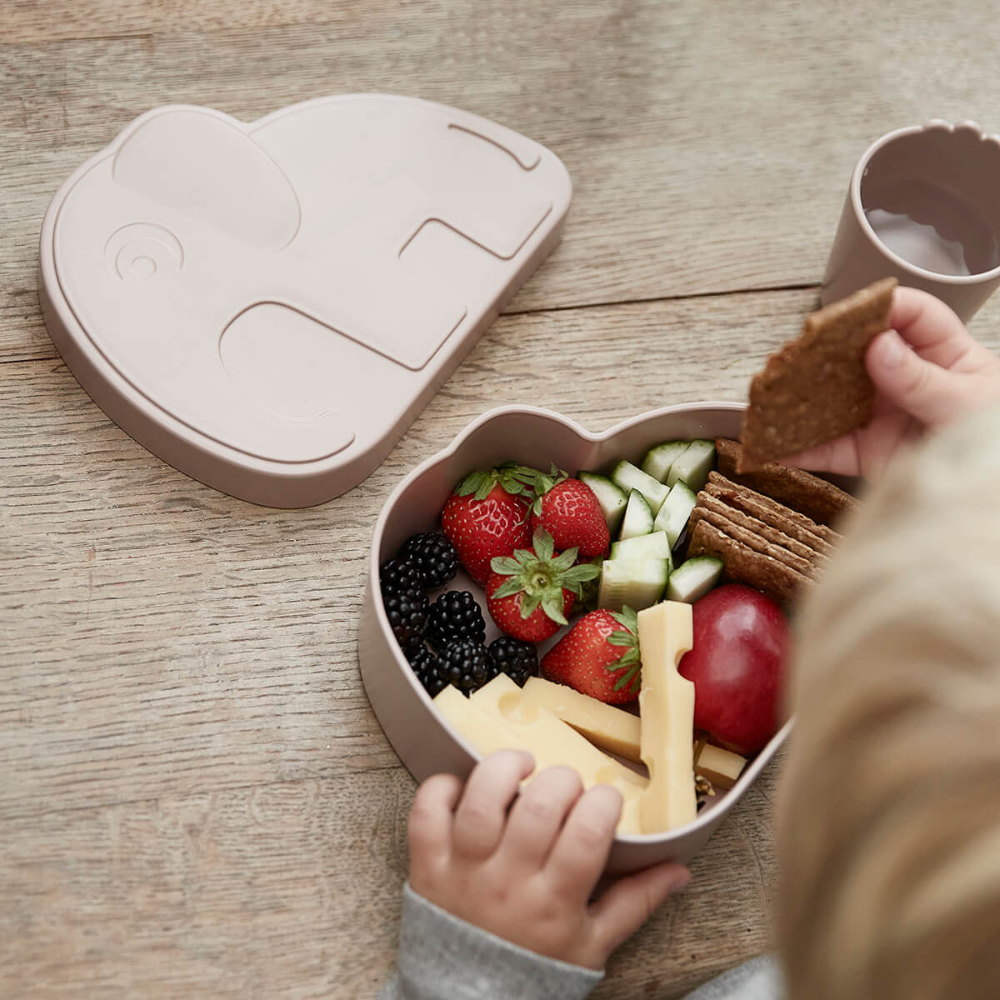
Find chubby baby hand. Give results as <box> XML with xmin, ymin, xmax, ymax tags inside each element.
<box><xmin>406</xmin><ymin>750</ymin><xmax>691</xmax><ymax>971</ymax></box>
<box><xmin>790</xmin><ymin>286</ymin><xmax>1000</xmax><ymax>478</ymax></box>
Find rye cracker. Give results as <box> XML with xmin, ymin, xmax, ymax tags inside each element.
<box><xmin>716</xmin><ymin>438</ymin><xmax>858</xmax><ymax>526</ymax></box>
<box><xmin>738</xmin><ymin>277</ymin><xmax>897</xmax><ymax>471</ymax></box>
<box><xmin>687</xmin><ymin>518</ymin><xmax>811</xmax><ymax>605</ymax></box>
<box><xmin>688</xmin><ymin>506</ymin><xmax>815</xmax><ymax>577</ymax></box>
<box><xmin>694</xmin><ymin>490</ymin><xmax>828</xmax><ymax>567</ymax></box>
<box><xmin>704</xmin><ymin>472</ymin><xmax>839</xmax><ymax>555</ymax></box>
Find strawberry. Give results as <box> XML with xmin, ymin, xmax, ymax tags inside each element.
<box><xmin>529</xmin><ymin>475</ymin><xmax>610</xmax><ymax>559</ymax></box>
<box><xmin>441</xmin><ymin>463</ymin><xmax>541</xmax><ymax>586</ymax></box>
<box><xmin>485</xmin><ymin>529</ymin><xmax>600</xmax><ymax>643</ymax></box>
<box><xmin>540</xmin><ymin>607</ymin><xmax>641</xmax><ymax>704</ymax></box>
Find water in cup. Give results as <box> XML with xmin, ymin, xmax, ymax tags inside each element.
<box><xmin>864</xmin><ymin>179</ymin><xmax>1000</xmax><ymax>277</ymax></box>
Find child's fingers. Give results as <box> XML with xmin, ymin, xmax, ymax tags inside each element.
<box><xmin>589</xmin><ymin>862</ymin><xmax>691</xmax><ymax>959</ymax></box>
<box><xmin>498</xmin><ymin>766</ymin><xmax>585</xmax><ymax>870</ymax></box>
<box><xmin>451</xmin><ymin>750</ymin><xmax>534</xmax><ymax>861</ymax></box>
<box><xmin>866</xmin><ymin>329</ymin><xmax>970</xmax><ymax>427</ymax></box>
<box><xmin>545</xmin><ymin>784</ymin><xmax>622</xmax><ymax>900</ymax></box>
<box><xmin>408</xmin><ymin>773</ymin><xmax>464</xmax><ymax>867</ymax></box>
<box><xmin>784</xmin><ymin>402</ymin><xmax>914</xmax><ymax>478</ymax></box>
<box><xmin>781</xmin><ymin>436</ymin><xmax>859</xmax><ymax>476</ymax></box>
<box><xmin>889</xmin><ymin>286</ymin><xmax>972</xmax><ymax>368</ymax></box>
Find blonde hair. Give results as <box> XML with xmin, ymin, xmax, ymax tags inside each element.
<box><xmin>778</xmin><ymin>407</ymin><xmax>1000</xmax><ymax>1000</ymax></box>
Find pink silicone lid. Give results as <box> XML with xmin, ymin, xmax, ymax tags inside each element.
<box><xmin>38</xmin><ymin>94</ymin><xmax>572</xmax><ymax>507</ymax></box>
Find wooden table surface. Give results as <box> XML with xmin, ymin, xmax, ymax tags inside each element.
<box><xmin>4</xmin><ymin>3</ymin><xmax>1000</xmax><ymax>997</ymax></box>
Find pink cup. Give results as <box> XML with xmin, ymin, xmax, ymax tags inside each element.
<box><xmin>822</xmin><ymin>121</ymin><xmax>1000</xmax><ymax>323</ymax></box>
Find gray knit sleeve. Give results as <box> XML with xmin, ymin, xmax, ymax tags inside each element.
<box><xmin>378</xmin><ymin>883</ymin><xmax>603</xmax><ymax>1000</ymax></box>
<box><xmin>682</xmin><ymin>955</ymin><xmax>783</xmax><ymax>1000</ymax></box>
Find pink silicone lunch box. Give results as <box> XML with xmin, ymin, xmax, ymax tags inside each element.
<box><xmin>359</xmin><ymin>402</ymin><xmax>793</xmax><ymax>875</ymax></box>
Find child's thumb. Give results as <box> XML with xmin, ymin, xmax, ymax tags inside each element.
<box><xmin>867</xmin><ymin>330</ymin><xmax>966</xmax><ymax>428</ymax></box>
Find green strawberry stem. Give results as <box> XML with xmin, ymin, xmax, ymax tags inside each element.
<box><xmin>490</xmin><ymin>528</ymin><xmax>599</xmax><ymax>624</ymax></box>
<box><xmin>455</xmin><ymin>461</ymin><xmax>551</xmax><ymax>503</ymax></box>
<box><xmin>605</xmin><ymin>605</ymin><xmax>642</xmax><ymax>694</ymax></box>
<box><xmin>526</xmin><ymin>463</ymin><xmax>569</xmax><ymax>516</ymax></box>
<box><xmin>576</xmin><ymin>556</ymin><xmax>604</xmax><ymax>611</ymax></box>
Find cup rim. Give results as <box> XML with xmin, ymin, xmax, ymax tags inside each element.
<box><xmin>850</xmin><ymin>120</ymin><xmax>1000</xmax><ymax>286</ymax></box>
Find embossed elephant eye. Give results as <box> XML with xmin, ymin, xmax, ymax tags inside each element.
<box><xmin>104</xmin><ymin>222</ymin><xmax>184</xmax><ymax>280</ymax></box>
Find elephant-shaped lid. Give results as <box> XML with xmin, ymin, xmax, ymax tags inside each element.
<box><xmin>39</xmin><ymin>94</ymin><xmax>572</xmax><ymax>507</ymax></box>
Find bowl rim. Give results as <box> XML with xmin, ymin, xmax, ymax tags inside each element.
<box><xmin>368</xmin><ymin>401</ymin><xmax>791</xmax><ymax>843</ymax></box>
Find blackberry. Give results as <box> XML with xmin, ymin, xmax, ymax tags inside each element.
<box><xmin>437</xmin><ymin>639</ymin><xmax>490</xmax><ymax>695</ymax></box>
<box><xmin>384</xmin><ymin>588</ymin><xmax>429</xmax><ymax>644</ymax></box>
<box><xmin>380</xmin><ymin>557</ymin><xmax>424</xmax><ymax>597</ymax></box>
<box><xmin>487</xmin><ymin>636</ymin><xmax>538</xmax><ymax>687</ymax></box>
<box><xmin>426</xmin><ymin>591</ymin><xmax>486</xmax><ymax>648</ymax></box>
<box><xmin>399</xmin><ymin>532</ymin><xmax>459</xmax><ymax>589</ymax></box>
<box><xmin>404</xmin><ymin>640</ymin><xmax>445</xmax><ymax>697</ymax></box>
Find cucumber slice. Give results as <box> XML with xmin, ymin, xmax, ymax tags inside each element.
<box><xmin>597</xmin><ymin>558</ymin><xmax>669</xmax><ymax>612</ymax></box>
<box><xmin>618</xmin><ymin>490</ymin><xmax>654</xmax><ymax>541</ymax></box>
<box><xmin>666</xmin><ymin>440</ymin><xmax>716</xmax><ymax>491</ymax></box>
<box><xmin>653</xmin><ymin>480</ymin><xmax>698</xmax><ymax>547</ymax></box>
<box><xmin>610</xmin><ymin>530</ymin><xmax>673</xmax><ymax>567</ymax></box>
<box><xmin>578</xmin><ymin>472</ymin><xmax>628</xmax><ymax>533</ymax></box>
<box><xmin>610</xmin><ymin>460</ymin><xmax>670</xmax><ymax>514</ymax></box>
<box><xmin>666</xmin><ymin>556</ymin><xmax>723</xmax><ymax>603</ymax></box>
<box><xmin>640</xmin><ymin>440</ymin><xmax>690</xmax><ymax>483</ymax></box>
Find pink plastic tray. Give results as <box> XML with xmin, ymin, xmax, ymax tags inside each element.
<box><xmin>39</xmin><ymin>95</ymin><xmax>572</xmax><ymax>507</ymax></box>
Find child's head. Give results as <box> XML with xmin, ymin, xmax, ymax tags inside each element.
<box><xmin>778</xmin><ymin>406</ymin><xmax>1000</xmax><ymax>1000</ymax></box>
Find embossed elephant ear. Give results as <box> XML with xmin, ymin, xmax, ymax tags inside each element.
<box><xmin>113</xmin><ymin>106</ymin><xmax>301</xmax><ymax>249</ymax></box>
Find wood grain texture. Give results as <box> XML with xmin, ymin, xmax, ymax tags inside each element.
<box><xmin>2</xmin><ymin>289</ymin><xmax>816</xmax><ymax>815</ymax></box>
<box><xmin>6</xmin><ymin>285</ymin><xmax>1000</xmax><ymax>997</ymax></box>
<box><xmin>2</xmin><ymin>0</ymin><xmax>388</xmax><ymax>42</ymax></box>
<box><xmin>2</xmin><ymin>288</ymin><xmax>826</xmax><ymax>999</ymax></box>
<box><xmin>7</xmin><ymin>2</ymin><xmax>1000</xmax><ymax>995</ymax></box>
<box><xmin>0</xmin><ymin>764</ymin><xmax>780</xmax><ymax>1000</ymax></box>
<box><xmin>0</xmin><ymin>772</ymin><xmax>414</xmax><ymax>1000</ymax></box>
<box><xmin>5</xmin><ymin>0</ymin><xmax>1000</xmax><ymax>360</ymax></box>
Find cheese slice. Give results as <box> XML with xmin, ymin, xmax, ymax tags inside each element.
<box><xmin>518</xmin><ymin>677</ymin><xmax>748</xmax><ymax>793</ymax></box>
<box><xmin>434</xmin><ymin>684</ymin><xmax>534</xmax><ymax>757</ymax></box>
<box><xmin>697</xmin><ymin>743</ymin><xmax>747</xmax><ymax>790</ymax></box>
<box><xmin>466</xmin><ymin>675</ymin><xmax>647</xmax><ymax>834</ymax></box>
<box><xmin>433</xmin><ymin>684</ymin><xmax>642</xmax><ymax>834</ymax></box>
<box><xmin>637</xmin><ymin>601</ymin><xmax>697</xmax><ymax>833</ymax></box>
<box><xmin>520</xmin><ymin>676</ymin><xmax>643</xmax><ymax>763</ymax></box>
<box><xmin>472</xmin><ymin>674</ymin><xmax>647</xmax><ymax>791</ymax></box>
<box><xmin>619</xmin><ymin>794</ymin><xmax>641</xmax><ymax>837</ymax></box>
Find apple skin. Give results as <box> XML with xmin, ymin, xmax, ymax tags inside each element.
<box><xmin>678</xmin><ymin>584</ymin><xmax>788</xmax><ymax>755</ymax></box>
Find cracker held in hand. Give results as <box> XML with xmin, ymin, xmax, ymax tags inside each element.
<box><xmin>738</xmin><ymin>277</ymin><xmax>897</xmax><ymax>472</ymax></box>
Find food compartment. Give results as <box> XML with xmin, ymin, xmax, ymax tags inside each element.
<box><xmin>359</xmin><ymin>402</ymin><xmax>795</xmax><ymax>874</ymax></box>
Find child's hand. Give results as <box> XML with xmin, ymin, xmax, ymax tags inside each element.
<box><xmin>788</xmin><ymin>286</ymin><xmax>1000</xmax><ymax>478</ymax></box>
<box><xmin>407</xmin><ymin>750</ymin><xmax>690</xmax><ymax>971</ymax></box>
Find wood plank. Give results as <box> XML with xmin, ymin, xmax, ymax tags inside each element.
<box><xmin>0</xmin><ymin>772</ymin><xmax>414</xmax><ymax>1000</ymax></box>
<box><xmin>3</xmin><ymin>274</ymin><xmax>804</xmax><ymax>996</ymax></box>
<box><xmin>9</xmin><ymin>3</ymin><xmax>1000</xmax><ymax>993</ymax></box>
<box><xmin>3</xmin><ymin>288</ymin><xmax>811</xmax><ymax>820</ymax></box>
<box><xmin>0</xmin><ymin>764</ymin><xmax>780</xmax><ymax>999</ymax></box>
<box><xmin>6</xmin><ymin>1</ymin><xmax>1000</xmax><ymax>360</ymax></box>
<box><xmin>12</xmin><ymin>279</ymin><xmax>999</xmax><ymax>993</ymax></box>
<box><xmin>2</xmin><ymin>0</ymin><xmax>402</xmax><ymax>43</ymax></box>
<box><xmin>6</xmin><ymin>283</ymin><xmax>1000</xmax><ymax>798</ymax></box>
<box><xmin>1</xmin><ymin>358</ymin><xmax>400</xmax><ymax>821</ymax></box>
